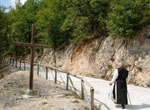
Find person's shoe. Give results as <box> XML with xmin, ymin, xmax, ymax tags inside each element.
<box><xmin>121</xmin><ymin>104</ymin><xmax>125</xmax><ymax>109</ymax></box>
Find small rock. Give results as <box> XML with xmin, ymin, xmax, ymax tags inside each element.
<box><xmin>72</xmin><ymin>100</ymin><xmax>79</xmax><ymax>103</ymax></box>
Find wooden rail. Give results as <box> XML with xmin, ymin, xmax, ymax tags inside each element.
<box><xmin>6</xmin><ymin>58</ymin><xmax>95</xmax><ymax>110</ymax></box>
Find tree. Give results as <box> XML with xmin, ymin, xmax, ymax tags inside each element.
<box><xmin>61</xmin><ymin>0</ymin><xmax>110</xmax><ymax>44</ymax></box>
<box><xmin>8</xmin><ymin>0</ymin><xmax>39</xmax><ymax>55</ymax></box>
<box><xmin>36</xmin><ymin>0</ymin><xmax>70</xmax><ymax>49</ymax></box>
<box><xmin>106</xmin><ymin>0</ymin><xmax>150</xmax><ymax>37</ymax></box>
<box><xmin>0</xmin><ymin>6</ymin><xmax>9</xmax><ymax>63</ymax></box>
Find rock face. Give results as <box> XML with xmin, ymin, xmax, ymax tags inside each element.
<box><xmin>35</xmin><ymin>26</ymin><xmax>150</xmax><ymax>88</ymax></box>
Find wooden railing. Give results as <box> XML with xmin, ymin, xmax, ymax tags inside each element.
<box><xmin>5</xmin><ymin>58</ymin><xmax>96</xmax><ymax>110</ymax></box>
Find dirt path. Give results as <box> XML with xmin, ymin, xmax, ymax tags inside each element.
<box><xmin>0</xmin><ymin>68</ymin><xmax>89</xmax><ymax>110</ymax></box>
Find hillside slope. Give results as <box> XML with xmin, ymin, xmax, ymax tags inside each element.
<box><xmin>33</xmin><ymin>26</ymin><xmax>150</xmax><ymax>88</ymax></box>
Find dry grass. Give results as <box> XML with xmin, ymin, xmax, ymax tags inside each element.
<box><xmin>0</xmin><ymin>66</ymin><xmax>89</xmax><ymax>110</ymax></box>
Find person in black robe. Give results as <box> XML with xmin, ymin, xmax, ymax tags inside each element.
<box><xmin>109</xmin><ymin>62</ymin><xmax>128</xmax><ymax>109</ymax></box>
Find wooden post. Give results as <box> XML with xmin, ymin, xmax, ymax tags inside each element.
<box><xmin>9</xmin><ymin>59</ymin><xmax>11</xmax><ymax>65</ymax></box>
<box><xmin>24</xmin><ymin>61</ymin><xmax>26</xmax><ymax>70</ymax></box>
<box><xmin>12</xmin><ymin>59</ymin><xmax>14</xmax><ymax>66</ymax></box>
<box><xmin>11</xmin><ymin>59</ymin><xmax>13</xmax><ymax>66</ymax></box>
<box><xmin>46</xmin><ymin>66</ymin><xmax>48</xmax><ymax>80</ymax></box>
<box><xmin>10</xmin><ymin>59</ymin><xmax>12</xmax><ymax>65</ymax></box>
<box><xmin>3</xmin><ymin>58</ymin><xmax>4</xmax><ymax>63</ymax></box>
<box><xmin>7</xmin><ymin>59</ymin><xmax>8</xmax><ymax>64</ymax></box>
<box><xmin>55</xmin><ymin>69</ymin><xmax>57</xmax><ymax>83</ymax></box>
<box><xmin>20</xmin><ymin>60</ymin><xmax>21</xmax><ymax>69</ymax></box>
<box><xmin>81</xmin><ymin>79</ymin><xmax>84</xmax><ymax>100</ymax></box>
<box><xmin>66</xmin><ymin>72</ymin><xmax>70</xmax><ymax>91</ymax></box>
<box><xmin>16</xmin><ymin>59</ymin><xmax>17</xmax><ymax>68</ymax></box>
<box><xmin>29</xmin><ymin>24</ymin><xmax>36</xmax><ymax>90</ymax></box>
<box><xmin>37</xmin><ymin>64</ymin><xmax>39</xmax><ymax>75</ymax></box>
<box><xmin>7</xmin><ymin>59</ymin><xmax>9</xmax><ymax>64</ymax></box>
<box><xmin>9</xmin><ymin>58</ymin><xmax>11</xmax><ymax>65</ymax></box>
<box><xmin>6</xmin><ymin>59</ymin><xmax>8</xmax><ymax>64</ymax></box>
<box><xmin>3</xmin><ymin>59</ymin><xmax>4</xmax><ymax>64</ymax></box>
<box><xmin>5</xmin><ymin>59</ymin><xmax>7</xmax><ymax>64</ymax></box>
<box><xmin>54</xmin><ymin>47</ymin><xmax>57</xmax><ymax>83</ymax></box>
<box><xmin>7</xmin><ymin>58</ymin><xmax>8</xmax><ymax>64</ymax></box>
<box><xmin>90</xmin><ymin>87</ymin><xmax>94</xmax><ymax>110</ymax></box>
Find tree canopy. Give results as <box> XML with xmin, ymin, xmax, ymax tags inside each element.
<box><xmin>0</xmin><ymin>0</ymin><xmax>150</xmax><ymax>56</ymax></box>
<box><xmin>106</xmin><ymin>0</ymin><xmax>150</xmax><ymax>37</ymax></box>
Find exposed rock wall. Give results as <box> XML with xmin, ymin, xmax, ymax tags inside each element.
<box><xmin>35</xmin><ymin>26</ymin><xmax>150</xmax><ymax>88</ymax></box>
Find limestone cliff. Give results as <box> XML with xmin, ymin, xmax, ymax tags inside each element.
<box><xmin>34</xmin><ymin>26</ymin><xmax>150</xmax><ymax>88</ymax></box>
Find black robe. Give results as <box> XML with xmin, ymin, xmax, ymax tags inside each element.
<box><xmin>113</xmin><ymin>67</ymin><xmax>128</xmax><ymax>105</ymax></box>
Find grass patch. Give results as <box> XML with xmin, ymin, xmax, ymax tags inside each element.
<box><xmin>63</xmin><ymin>93</ymin><xmax>74</xmax><ymax>97</ymax></box>
<box><xmin>84</xmin><ymin>106</ymin><xmax>90</xmax><ymax>110</ymax></box>
<box><xmin>94</xmin><ymin>105</ymin><xmax>99</xmax><ymax>110</ymax></box>
<box><xmin>71</xmin><ymin>91</ymin><xmax>81</xmax><ymax>99</ymax></box>
<box><xmin>42</xmin><ymin>102</ymin><xmax>48</xmax><ymax>105</ymax></box>
<box><xmin>101</xmin><ymin>75</ymin><xmax>105</xmax><ymax>79</ymax></box>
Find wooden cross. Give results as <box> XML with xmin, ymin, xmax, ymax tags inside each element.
<box><xmin>14</xmin><ymin>24</ymin><xmax>51</xmax><ymax>90</ymax></box>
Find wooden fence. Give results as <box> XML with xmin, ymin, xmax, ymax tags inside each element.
<box><xmin>4</xmin><ymin>58</ymin><xmax>96</xmax><ymax>110</ymax></box>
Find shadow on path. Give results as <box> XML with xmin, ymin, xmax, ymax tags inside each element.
<box><xmin>126</xmin><ymin>103</ymin><xmax>150</xmax><ymax>110</ymax></box>
<box><xmin>115</xmin><ymin>103</ymin><xmax>150</xmax><ymax>110</ymax></box>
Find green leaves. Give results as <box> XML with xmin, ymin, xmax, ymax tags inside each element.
<box><xmin>106</xmin><ymin>0</ymin><xmax>150</xmax><ymax>37</ymax></box>
<box><xmin>1</xmin><ymin>0</ymin><xmax>150</xmax><ymax>56</ymax></box>
<box><xmin>7</xmin><ymin>0</ymin><xmax>39</xmax><ymax>54</ymax></box>
<box><xmin>62</xmin><ymin>0</ymin><xmax>109</xmax><ymax>44</ymax></box>
<box><xmin>0</xmin><ymin>7</ymin><xmax>10</xmax><ymax>55</ymax></box>
<box><xmin>35</xmin><ymin>0</ymin><xmax>70</xmax><ymax>49</ymax></box>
